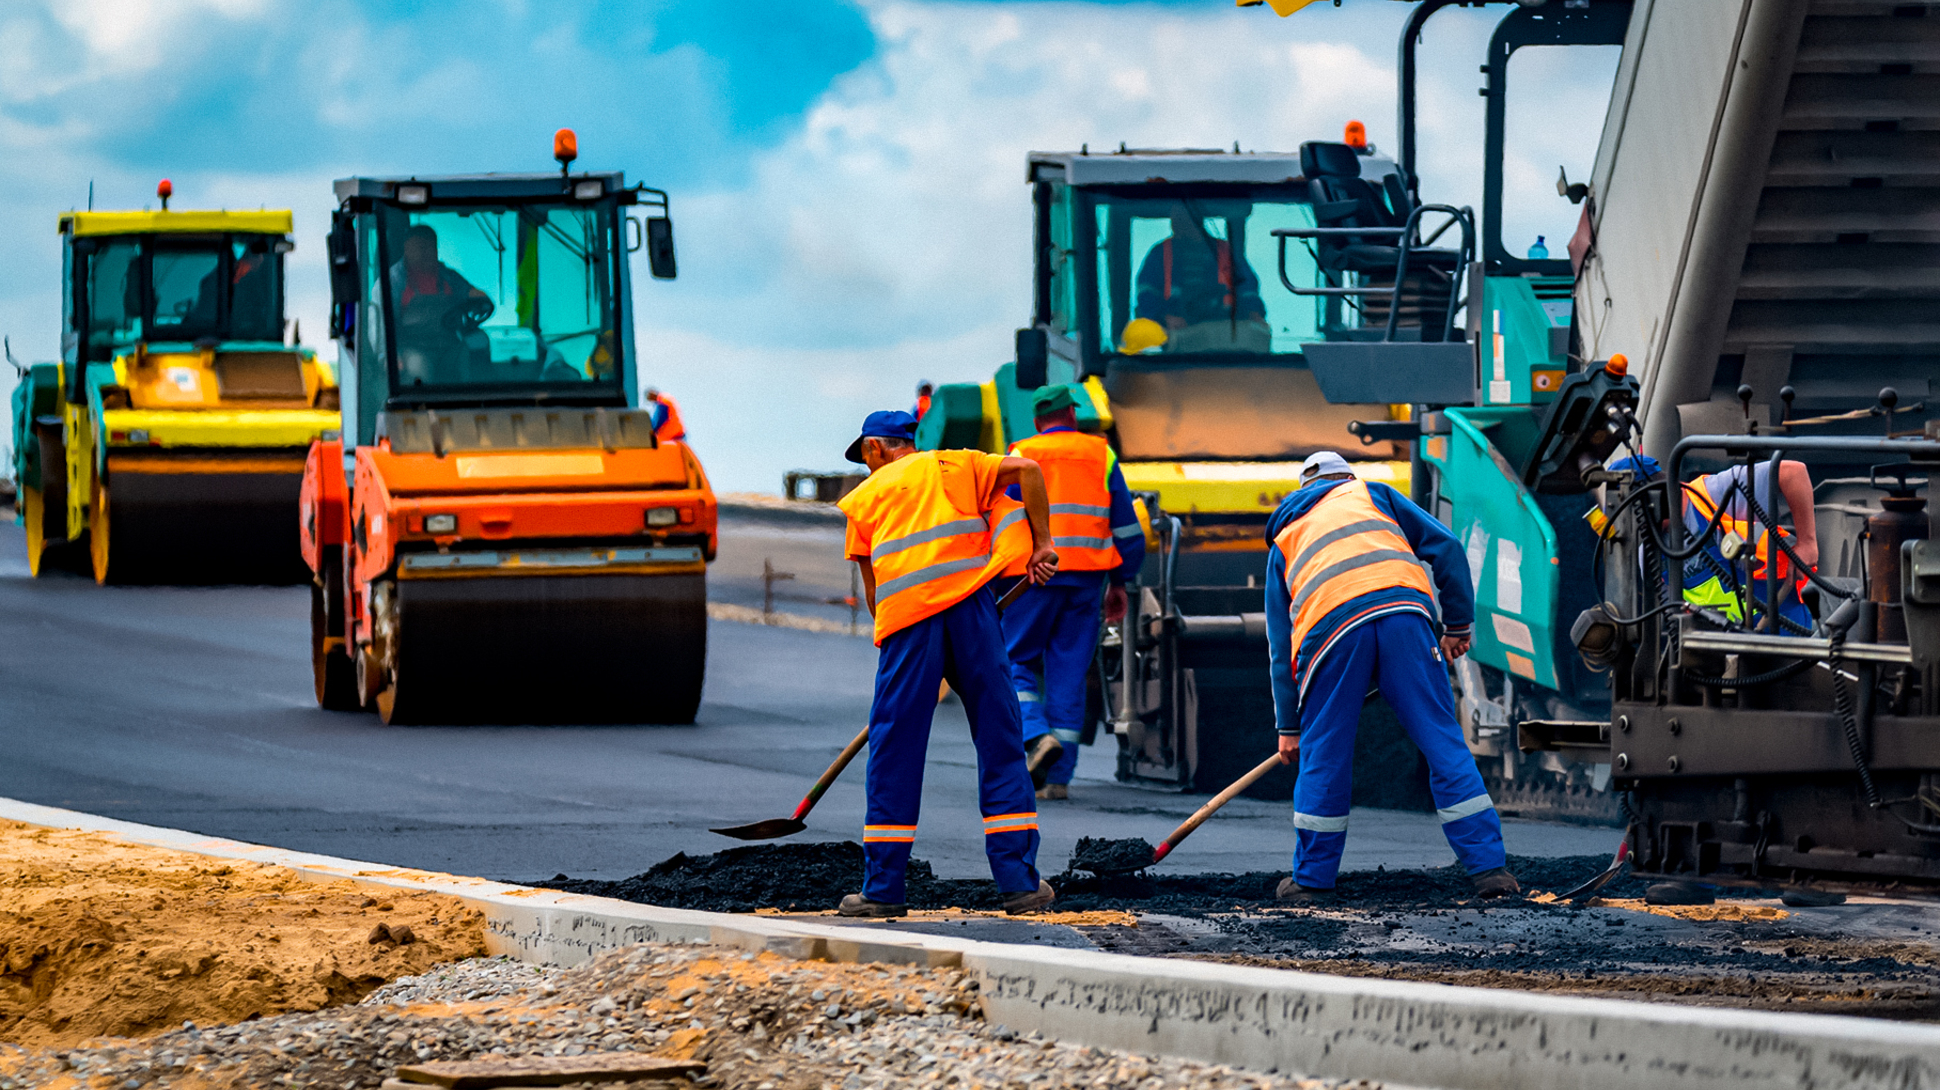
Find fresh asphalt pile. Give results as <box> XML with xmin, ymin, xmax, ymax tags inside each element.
<box><xmin>544</xmin><ymin>842</ymin><xmax>1940</xmax><ymax>1020</ymax></box>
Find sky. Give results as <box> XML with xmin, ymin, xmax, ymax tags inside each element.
<box><xmin>0</xmin><ymin>0</ymin><xmax>1619</xmax><ymax>494</ymax></box>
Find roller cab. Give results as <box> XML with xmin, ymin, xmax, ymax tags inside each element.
<box><xmin>11</xmin><ymin>203</ymin><xmax>340</xmax><ymax>583</ymax></box>
<box><xmin>308</xmin><ymin>153</ymin><xmax>711</xmax><ymax>724</ymax></box>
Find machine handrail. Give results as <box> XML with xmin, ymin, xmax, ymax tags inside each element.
<box><xmin>1272</xmin><ymin>203</ymin><xmax>1474</xmax><ymax>344</ymax></box>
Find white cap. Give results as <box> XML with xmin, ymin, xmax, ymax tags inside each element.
<box><xmin>1299</xmin><ymin>450</ymin><xmax>1354</xmax><ymax>483</ymax></box>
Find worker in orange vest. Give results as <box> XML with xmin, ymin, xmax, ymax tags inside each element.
<box><xmin>1000</xmin><ymin>385</ymin><xmax>1146</xmax><ymax>800</ymax></box>
<box><xmin>913</xmin><ymin>380</ymin><xmax>934</xmax><ymax>420</ymax></box>
<box><xmin>1266</xmin><ymin>451</ymin><xmax>1515</xmax><ymax>903</ymax></box>
<box><xmin>645</xmin><ymin>387</ymin><xmax>685</xmax><ymax>442</ymax></box>
<box><xmin>836</xmin><ymin>410</ymin><xmax>1060</xmax><ymax>917</ymax></box>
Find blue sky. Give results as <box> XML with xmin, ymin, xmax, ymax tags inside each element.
<box><xmin>0</xmin><ymin>0</ymin><xmax>1617</xmax><ymax>493</ymax></box>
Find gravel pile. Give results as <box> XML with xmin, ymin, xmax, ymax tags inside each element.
<box><xmin>0</xmin><ymin>943</ymin><xmax>1379</xmax><ymax>1090</ymax></box>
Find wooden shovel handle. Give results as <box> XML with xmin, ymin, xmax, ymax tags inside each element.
<box><xmin>1152</xmin><ymin>753</ymin><xmax>1287</xmax><ymax>863</ymax></box>
<box><xmin>791</xmin><ymin>725</ymin><xmax>871</xmax><ymax>821</ymax></box>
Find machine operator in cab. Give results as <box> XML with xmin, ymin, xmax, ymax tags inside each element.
<box><xmin>1266</xmin><ymin>452</ymin><xmax>1517</xmax><ymax>903</ymax></box>
<box><xmin>388</xmin><ymin>224</ymin><xmax>490</xmax><ymax>385</ymax></box>
<box><xmin>1134</xmin><ymin>206</ymin><xmax>1269</xmax><ymax>353</ymax></box>
<box><xmin>835</xmin><ymin>410</ymin><xmax>1061</xmax><ymax>918</ymax></box>
<box><xmin>1000</xmin><ymin>386</ymin><xmax>1146</xmax><ymax>800</ymax></box>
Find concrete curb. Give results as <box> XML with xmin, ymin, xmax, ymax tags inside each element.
<box><xmin>7</xmin><ymin>797</ymin><xmax>1939</xmax><ymax>1090</ymax></box>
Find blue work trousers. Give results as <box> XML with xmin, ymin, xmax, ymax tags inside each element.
<box><xmin>864</xmin><ymin>587</ymin><xmax>1041</xmax><ymax>903</ymax></box>
<box><xmin>1293</xmin><ymin>613</ymin><xmax>1505</xmax><ymax>888</ymax></box>
<box><xmin>1002</xmin><ymin>578</ymin><xmax>1105</xmax><ymax>786</ymax></box>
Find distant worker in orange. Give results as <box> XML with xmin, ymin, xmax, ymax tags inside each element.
<box><xmin>645</xmin><ymin>387</ymin><xmax>685</xmax><ymax>442</ymax></box>
<box><xmin>836</xmin><ymin>410</ymin><xmax>1060</xmax><ymax>918</ymax></box>
<box><xmin>1000</xmin><ymin>385</ymin><xmax>1146</xmax><ymax>800</ymax></box>
<box><xmin>913</xmin><ymin>381</ymin><xmax>934</xmax><ymax>420</ymax></box>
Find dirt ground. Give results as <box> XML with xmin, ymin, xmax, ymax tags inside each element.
<box><xmin>0</xmin><ymin>945</ymin><xmax>1376</xmax><ymax>1090</ymax></box>
<box><xmin>0</xmin><ymin>821</ymin><xmax>486</xmax><ymax>1048</ymax></box>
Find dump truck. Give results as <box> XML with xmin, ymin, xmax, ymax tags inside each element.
<box><xmin>917</xmin><ymin>146</ymin><xmax>1430</xmax><ymax>799</ymax></box>
<box><xmin>11</xmin><ymin>184</ymin><xmax>340</xmax><ymax>583</ymax></box>
<box><xmin>303</xmin><ymin>133</ymin><xmax>715</xmax><ymax>725</ymax></box>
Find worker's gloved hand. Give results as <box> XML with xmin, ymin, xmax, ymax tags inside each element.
<box><xmin>1103</xmin><ymin>583</ymin><xmax>1128</xmax><ymax>624</ymax></box>
<box><xmin>1441</xmin><ymin>634</ymin><xmax>1472</xmax><ymax>660</ymax></box>
<box><xmin>1276</xmin><ymin>733</ymin><xmax>1299</xmax><ymax>764</ymax></box>
<box><xmin>1027</xmin><ymin>547</ymin><xmax>1059</xmax><ymax>585</ymax></box>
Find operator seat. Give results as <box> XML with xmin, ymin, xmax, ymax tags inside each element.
<box><xmin>1301</xmin><ymin>141</ymin><xmax>1459</xmax><ymax>340</ymax></box>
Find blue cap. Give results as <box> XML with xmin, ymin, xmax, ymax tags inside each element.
<box><xmin>846</xmin><ymin>410</ymin><xmax>918</xmax><ymax>464</ymax></box>
<box><xmin>1609</xmin><ymin>454</ymin><xmax>1663</xmax><ymax>480</ymax></box>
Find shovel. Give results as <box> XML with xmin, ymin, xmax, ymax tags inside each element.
<box><xmin>1559</xmin><ymin>837</ymin><xmax>1632</xmax><ymax>901</ymax></box>
<box><xmin>710</xmin><ymin>573</ymin><xmax>1042</xmax><ymax>841</ymax></box>
<box><xmin>1074</xmin><ymin>752</ymin><xmax>1289</xmax><ymax>875</ymax></box>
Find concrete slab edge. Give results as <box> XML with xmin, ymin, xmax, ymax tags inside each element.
<box><xmin>6</xmin><ymin>796</ymin><xmax>1937</xmax><ymax>1090</ymax></box>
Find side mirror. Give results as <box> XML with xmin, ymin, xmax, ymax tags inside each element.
<box><xmin>646</xmin><ymin>217</ymin><xmax>677</xmax><ymax>280</ymax></box>
<box><xmin>1015</xmin><ymin>327</ymin><xmax>1048</xmax><ymax>389</ymax></box>
<box><xmin>327</xmin><ymin>211</ymin><xmax>359</xmax><ymax>338</ymax></box>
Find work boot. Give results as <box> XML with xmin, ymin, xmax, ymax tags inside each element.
<box><xmin>1025</xmin><ymin>735</ymin><xmax>1064</xmax><ymax>789</ymax></box>
<box><xmin>1471</xmin><ymin>867</ymin><xmax>1522</xmax><ymax>899</ymax></box>
<box><xmin>1643</xmin><ymin>881</ymin><xmax>1714</xmax><ymax>906</ymax></box>
<box><xmin>1275</xmin><ymin>877</ymin><xmax>1331</xmax><ymax>905</ymax></box>
<box><xmin>1003</xmin><ymin>880</ymin><xmax>1056</xmax><ymax>916</ymax></box>
<box><xmin>837</xmin><ymin>894</ymin><xmax>908</xmax><ymax>918</ymax></box>
<box><xmin>1035</xmin><ymin>783</ymin><xmax>1068</xmax><ymax>801</ymax></box>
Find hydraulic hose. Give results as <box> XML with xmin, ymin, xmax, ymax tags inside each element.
<box><xmin>1680</xmin><ymin>656</ymin><xmax>1815</xmax><ymax>689</ymax></box>
<box><xmin>1829</xmin><ymin>626</ymin><xmax>1882</xmax><ymax>810</ymax></box>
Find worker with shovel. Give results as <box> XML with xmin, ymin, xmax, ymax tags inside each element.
<box><xmin>835</xmin><ymin>410</ymin><xmax>1062</xmax><ymax>917</ymax></box>
<box><xmin>1266</xmin><ymin>451</ymin><xmax>1517</xmax><ymax>902</ymax></box>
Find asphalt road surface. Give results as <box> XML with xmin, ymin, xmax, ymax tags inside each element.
<box><xmin>0</xmin><ymin>505</ymin><xmax>1613</xmax><ymax>891</ymax></box>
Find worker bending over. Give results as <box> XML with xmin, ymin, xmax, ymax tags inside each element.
<box><xmin>1266</xmin><ymin>451</ymin><xmax>1516</xmax><ymax>902</ymax></box>
<box><xmin>836</xmin><ymin>410</ymin><xmax>1060</xmax><ymax>917</ymax></box>
<box><xmin>1001</xmin><ymin>386</ymin><xmax>1146</xmax><ymax>800</ymax></box>
<box><xmin>1611</xmin><ymin>455</ymin><xmax>1818</xmax><ymax>631</ymax></box>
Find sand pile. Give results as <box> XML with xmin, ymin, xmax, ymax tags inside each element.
<box><xmin>0</xmin><ymin>821</ymin><xmax>486</xmax><ymax>1047</ymax></box>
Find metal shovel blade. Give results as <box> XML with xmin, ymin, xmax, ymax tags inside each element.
<box><xmin>707</xmin><ymin>818</ymin><xmax>808</xmax><ymax>841</ymax></box>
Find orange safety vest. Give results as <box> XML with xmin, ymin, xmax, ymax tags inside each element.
<box><xmin>651</xmin><ymin>395</ymin><xmax>686</xmax><ymax>442</ymax></box>
<box><xmin>1272</xmin><ymin>479</ymin><xmax>1431</xmax><ymax>675</ymax></box>
<box><xmin>1682</xmin><ymin>479</ymin><xmax>1799</xmax><ymax>585</ymax></box>
<box><xmin>839</xmin><ymin>450</ymin><xmax>1033</xmax><ymax>644</ymax></box>
<box><xmin>1003</xmin><ymin>429</ymin><xmax>1117</xmax><ymax>575</ymax></box>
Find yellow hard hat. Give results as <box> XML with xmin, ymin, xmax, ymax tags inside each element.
<box><xmin>1119</xmin><ymin>318</ymin><xmax>1168</xmax><ymax>355</ymax></box>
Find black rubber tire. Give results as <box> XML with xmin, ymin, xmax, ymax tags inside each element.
<box><xmin>311</xmin><ymin>582</ymin><xmax>360</xmax><ymax>711</ymax></box>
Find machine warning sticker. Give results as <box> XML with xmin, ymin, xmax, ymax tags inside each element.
<box><xmin>454</xmin><ymin>453</ymin><xmax>605</xmax><ymax>479</ymax></box>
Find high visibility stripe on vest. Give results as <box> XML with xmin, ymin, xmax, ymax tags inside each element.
<box><xmin>838</xmin><ymin>451</ymin><xmax>1032</xmax><ymax>645</ymax></box>
<box><xmin>1273</xmin><ymin>480</ymin><xmax>1432</xmax><ymax>699</ymax></box>
<box><xmin>1680</xmin><ymin>479</ymin><xmax>1804</xmax><ymax>616</ymax></box>
<box><xmin>1005</xmin><ymin>430</ymin><xmax>1117</xmax><ymax>574</ymax></box>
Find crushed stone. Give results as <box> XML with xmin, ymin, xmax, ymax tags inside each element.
<box><xmin>0</xmin><ymin>943</ymin><xmax>1382</xmax><ymax>1090</ymax></box>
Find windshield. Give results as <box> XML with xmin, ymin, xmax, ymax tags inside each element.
<box><xmin>1093</xmin><ymin>194</ymin><xmax>1316</xmax><ymax>357</ymax></box>
<box><xmin>77</xmin><ymin>235</ymin><xmax>283</xmax><ymax>360</ymax></box>
<box><xmin>376</xmin><ymin>202</ymin><xmax>620</xmax><ymax>399</ymax></box>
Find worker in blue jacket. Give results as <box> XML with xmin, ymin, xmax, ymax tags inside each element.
<box><xmin>1264</xmin><ymin>451</ymin><xmax>1516</xmax><ymax>902</ymax></box>
<box><xmin>1001</xmin><ymin>386</ymin><xmax>1147</xmax><ymax>800</ymax></box>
